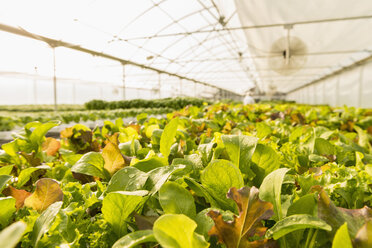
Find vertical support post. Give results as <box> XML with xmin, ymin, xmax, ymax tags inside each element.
<box><xmin>358</xmin><ymin>65</ymin><xmax>364</xmax><ymax>107</ymax></box>
<box><xmin>52</xmin><ymin>46</ymin><xmax>57</xmax><ymax>111</ymax></box>
<box><xmin>122</xmin><ymin>63</ymin><xmax>126</xmax><ymax>100</ymax></box>
<box><xmin>33</xmin><ymin>67</ymin><xmax>38</xmax><ymax>104</ymax></box>
<box><xmin>158</xmin><ymin>73</ymin><xmax>161</xmax><ymax>99</ymax></box>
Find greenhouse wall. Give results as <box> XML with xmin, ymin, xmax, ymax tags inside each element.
<box><xmin>286</xmin><ymin>60</ymin><xmax>372</xmax><ymax>108</ymax></box>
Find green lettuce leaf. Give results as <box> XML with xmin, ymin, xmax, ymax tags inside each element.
<box><xmin>112</xmin><ymin>230</ymin><xmax>156</xmax><ymax>248</ymax></box>
<box><xmin>0</xmin><ymin>221</ymin><xmax>26</xmax><ymax>248</ymax></box>
<box><xmin>102</xmin><ymin>192</ymin><xmax>142</xmax><ymax>238</ymax></box>
<box><xmin>153</xmin><ymin>214</ymin><xmax>209</xmax><ymax>248</ymax></box>
<box><xmin>259</xmin><ymin>168</ymin><xmax>290</xmax><ymax>220</ymax></box>
<box><xmin>265</xmin><ymin>214</ymin><xmax>331</xmax><ymax>240</ymax></box>
<box><xmin>160</xmin><ymin>118</ymin><xmax>179</xmax><ymax>160</ymax></box>
<box><xmin>221</xmin><ymin>134</ymin><xmax>258</xmax><ymax>177</ymax></box>
<box><xmin>0</xmin><ymin>197</ymin><xmax>16</xmax><ymax>228</ymax></box>
<box><xmin>159</xmin><ymin>182</ymin><xmax>196</xmax><ymax>218</ymax></box>
<box><xmin>201</xmin><ymin>159</ymin><xmax>244</xmax><ymax>212</ymax></box>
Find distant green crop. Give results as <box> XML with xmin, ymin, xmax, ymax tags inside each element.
<box><xmin>84</xmin><ymin>97</ymin><xmax>210</xmax><ymax>110</ymax></box>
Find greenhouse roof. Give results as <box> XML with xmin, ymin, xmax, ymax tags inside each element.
<box><xmin>0</xmin><ymin>0</ymin><xmax>372</xmax><ymax>95</ymax></box>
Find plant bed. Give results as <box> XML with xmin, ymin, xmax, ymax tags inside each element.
<box><xmin>0</xmin><ymin>102</ymin><xmax>371</xmax><ymax>247</ymax></box>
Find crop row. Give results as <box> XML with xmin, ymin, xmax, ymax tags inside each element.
<box><xmin>0</xmin><ymin>102</ymin><xmax>371</xmax><ymax>247</ymax></box>
<box><xmin>0</xmin><ymin>104</ymin><xmax>85</xmax><ymax>113</ymax></box>
<box><xmin>84</xmin><ymin>97</ymin><xmax>209</xmax><ymax>110</ymax></box>
<box><xmin>0</xmin><ymin>107</ymin><xmax>173</xmax><ymax>131</ymax></box>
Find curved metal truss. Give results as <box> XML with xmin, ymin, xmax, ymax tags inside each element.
<box><xmin>1</xmin><ymin>0</ymin><xmax>371</xmax><ymax>104</ymax></box>
<box><xmin>0</xmin><ymin>0</ymin><xmax>257</xmax><ymax>102</ymax></box>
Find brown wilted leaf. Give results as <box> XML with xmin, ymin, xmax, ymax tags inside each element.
<box><xmin>270</xmin><ymin>112</ymin><xmax>285</xmax><ymax>120</ymax></box>
<box><xmin>367</xmin><ymin>126</ymin><xmax>372</xmax><ymax>135</ymax></box>
<box><xmin>134</xmin><ymin>213</ymin><xmax>158</xmax><ymax>230</ymax></box>
<box><xmin>61</xmin><ymin>126</ymin><xmax>100</xmax><ymax>154</ymax></box>
<box><xmin>19</xmin><ymin>151</ymin><xmax>41</xmax><ymax>166</ymax></box>
<box><xmin>60</xmin><ymin>127</ymin><xmax>73</xmax><ymax>139</ymax></box>
<box><xmin>314</xmin><ymin>186</ymin><xmax>372</xmax><ymax>238</ymax></box>
<box><xmin>42</xmin><ymin>137</ymin><xmax>61</xmax><ymax>156</ymax></box>
<box><xmin>206</xmin><ymin>128</ymin><xmax>213</xmax><ymax>137</ymax></box>
<box><xmin>291</xmin><ymin>113</ymin><xmax>305</xmax><ymax>125</ymax></box>
<box><xmin>72</xmin><ymin>172</ymin><xmax>94</xmax><ymax>184</ymax></box>
<box><xmin>129</xmin><ymin>124</ymin><xmax>141</xmax><ymax>134</ymax></box>
<box><xmin>102</xmin><ymin>133</ymin><xmax>126</xmax><ymax>176</ymax></box>
<box><xmin>222</xmin><ymin>121</ymin><xmax>232</xmax><ymax>134</ymax></box>
<box><xmin>24</xmin><ymin>178</ymin><xmax>63</xmax><ymax>212</ymax></box>
<box><xmin>198</xmin><ymin>122</ymin><xmax>206</xmax><ymax>132</ymax></box>
<box><xmin>207</xmin><ymin>186</ymin><xmax>275</xmax><ymax>248</ymax></box>
<box><xmin>79</xmin><ymin>131</ymin><xmax>94</xmax><ymax>143</ymax></box>
<box><xmin>354</xmin><ymin>221</ymin><xmax>372</xmax><ymax>248</ymax></box>
<box><xmin>2</xmin><ymin>186</ymin><xmax>32</xmax><ymax>209</ymax></box>
<box><xmin>340</xmin><ymin>120</ymin><xmax>355</xmax><ymax>132</ymax></box>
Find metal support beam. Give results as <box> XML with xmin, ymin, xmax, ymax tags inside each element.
<box><xmin>286</xmin><ymin>53</ymin><xmax>372</xmax><ymax>94</ymax></box>
<box><xmin>121</xmin><ymin>15</ymin><xmax>372</xmax><ymax>41</ymax></box>
<box><xmin>52</xmin><ymin>46</ymin><xmax>57</xmax><ymax>111</ymax></box>
<box><xmin>0</xmin><ymin>22</ymin><xmax>241</xmax><ymax>97</ymax></box>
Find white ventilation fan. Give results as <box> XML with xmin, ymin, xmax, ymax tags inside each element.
<box><xmin>268</xmin><ymin>26</ymin><xmax>308</xmax><ymax>75</ymax></box>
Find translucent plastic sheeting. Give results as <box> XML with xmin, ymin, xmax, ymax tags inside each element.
<box><xmin>324</xmin><ymin>78</ymin><xmax>338</xmax><ymax>107</ymax></box>
<box><xmin>0</xmin><ymin>0</ymin><xmax>255</xmax><ymax>102</ymax></box>
<box><xmin>338</xmin><ymin>69</ymin><xmax>359</xmax><ymax>107</ymax></box>
<box><xmin>235</xmin><ymin>0</ymin><xmax>372</xmax><ymax>94</ymax></box>
<box><xmin>0</xmin><ymin>30</ymin><xmax>212</xmax><ymax>104</ymax></box>
<box><xmin>361</xmin><ymin>63</ymin><xmax>372</xmax><ymax>107</ymax></box>
<box><xmin>314</xmin><ymin>83</ymin><xmax>323</xmax><ymax>105</ymax></box>
<box><xmin>287</xmin><ymin>61</ymin><xmax>372</xmax><ymax>108</ymax></box>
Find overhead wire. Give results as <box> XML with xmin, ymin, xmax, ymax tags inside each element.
<box><xmin>205</xmin><ymin>1</ymin><xmax>259</xmax><ymax>91</ymax></box>
<box><xmin>147</xmin><ymin>0</ymin><xmax>245</xmax><ymax>95</ymax></box>
<box><xmin>180</xmin><ymin>0</ymin><xmax>252</xmax><ymax>88</ymax></box>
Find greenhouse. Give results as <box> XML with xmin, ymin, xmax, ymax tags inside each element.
<box><xmin>0</xmin><ymin>0</ymin><xmax>371</xmax><ymax>247</ymax></box>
